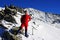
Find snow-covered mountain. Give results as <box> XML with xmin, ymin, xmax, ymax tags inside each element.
<box><xmin>0</xmin><ymin>7</ymin><xmax>60</xmax><ymax>40</ymax></box>
<box><xmin>22</xmin><ymin>8</ymin><xmax>60</xmax><ymax>40</ymax></box>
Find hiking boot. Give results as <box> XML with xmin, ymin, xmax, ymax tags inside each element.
<box><xmin>25</xmin><ymin>31</ymin><xmax>29</xmax><ymax>37</ymax></box>
<box><xmin>25</xmin><ymin>34</ymin><xmax>29</xmax><ymax>37</ymax></box>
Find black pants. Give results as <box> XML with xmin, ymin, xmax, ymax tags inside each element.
<box><xmin>17</xmin><ymin>27</ymin><xmax>28</xmax><ymax>35</ymax></box>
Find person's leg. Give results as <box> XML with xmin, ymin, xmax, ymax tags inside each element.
<box><xmin>16</xmin><ymin>26</ymin><xmax>22</xmax><ymax>33</ymax></box>
<box><xmin>25</xmin><ymin>25</ymin><xmax>29</xmax><ymax>37</ymax></box>
<box><xmin>16</xmin><ymin>24</ymin><xmax>24</xmax><ymax>35</ymax></box>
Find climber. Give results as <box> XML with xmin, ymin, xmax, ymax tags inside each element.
<box><xmin>16</xmin><ymin>10</ymin><xmax>31</xmax><ymax>37</ymax></box>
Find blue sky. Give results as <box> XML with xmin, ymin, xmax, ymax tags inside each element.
<box><xmin>0</xmin><ymin>0</ymin><xmax>60</xmax><ymax>14</ymax></box>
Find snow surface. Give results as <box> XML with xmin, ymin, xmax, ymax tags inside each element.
<box><xmin>22</xmin><ymin>8</ymin><xmax>60</xmax><ymax>40</ymax></box>
<box><xmin>1</xmin><ymin>8</ymin><xmax>60</xmax><ymax>40</ymax></box>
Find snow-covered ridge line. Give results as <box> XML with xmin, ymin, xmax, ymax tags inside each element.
<box><xmin>25</xmin><ymin>8</ymin><xmax>60</xmax><ymax>24</ymax></box>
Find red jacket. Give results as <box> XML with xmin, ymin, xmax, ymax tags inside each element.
<box><xmin>21</xmin><ymin>13</ymin><xmax>31</xmax><ymax>25</ymax></box>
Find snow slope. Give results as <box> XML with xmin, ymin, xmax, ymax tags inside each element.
<box><xmin>22</xmin><ymin>8</ymin><xmax>60</xmax><ymax>40</ymax></box>
<box><xmin>1</xmin><ymin>8</ymin><xmax>60</xmax><ymax>40</ymax></box>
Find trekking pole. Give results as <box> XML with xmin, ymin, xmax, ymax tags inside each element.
<box><xmin>32</xmin><ymin>27</ymin><xmax>33</xmax><ymax>35</ymax></box>
<box><xmin>32</xmin><ymin>26</ymin><xmax>37</xmax><ymax>35</ymax></box>
<box><xmin>32</xmin><ymin>26</ymin><xmax>37</xmax><ymax>30</ymax></box>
